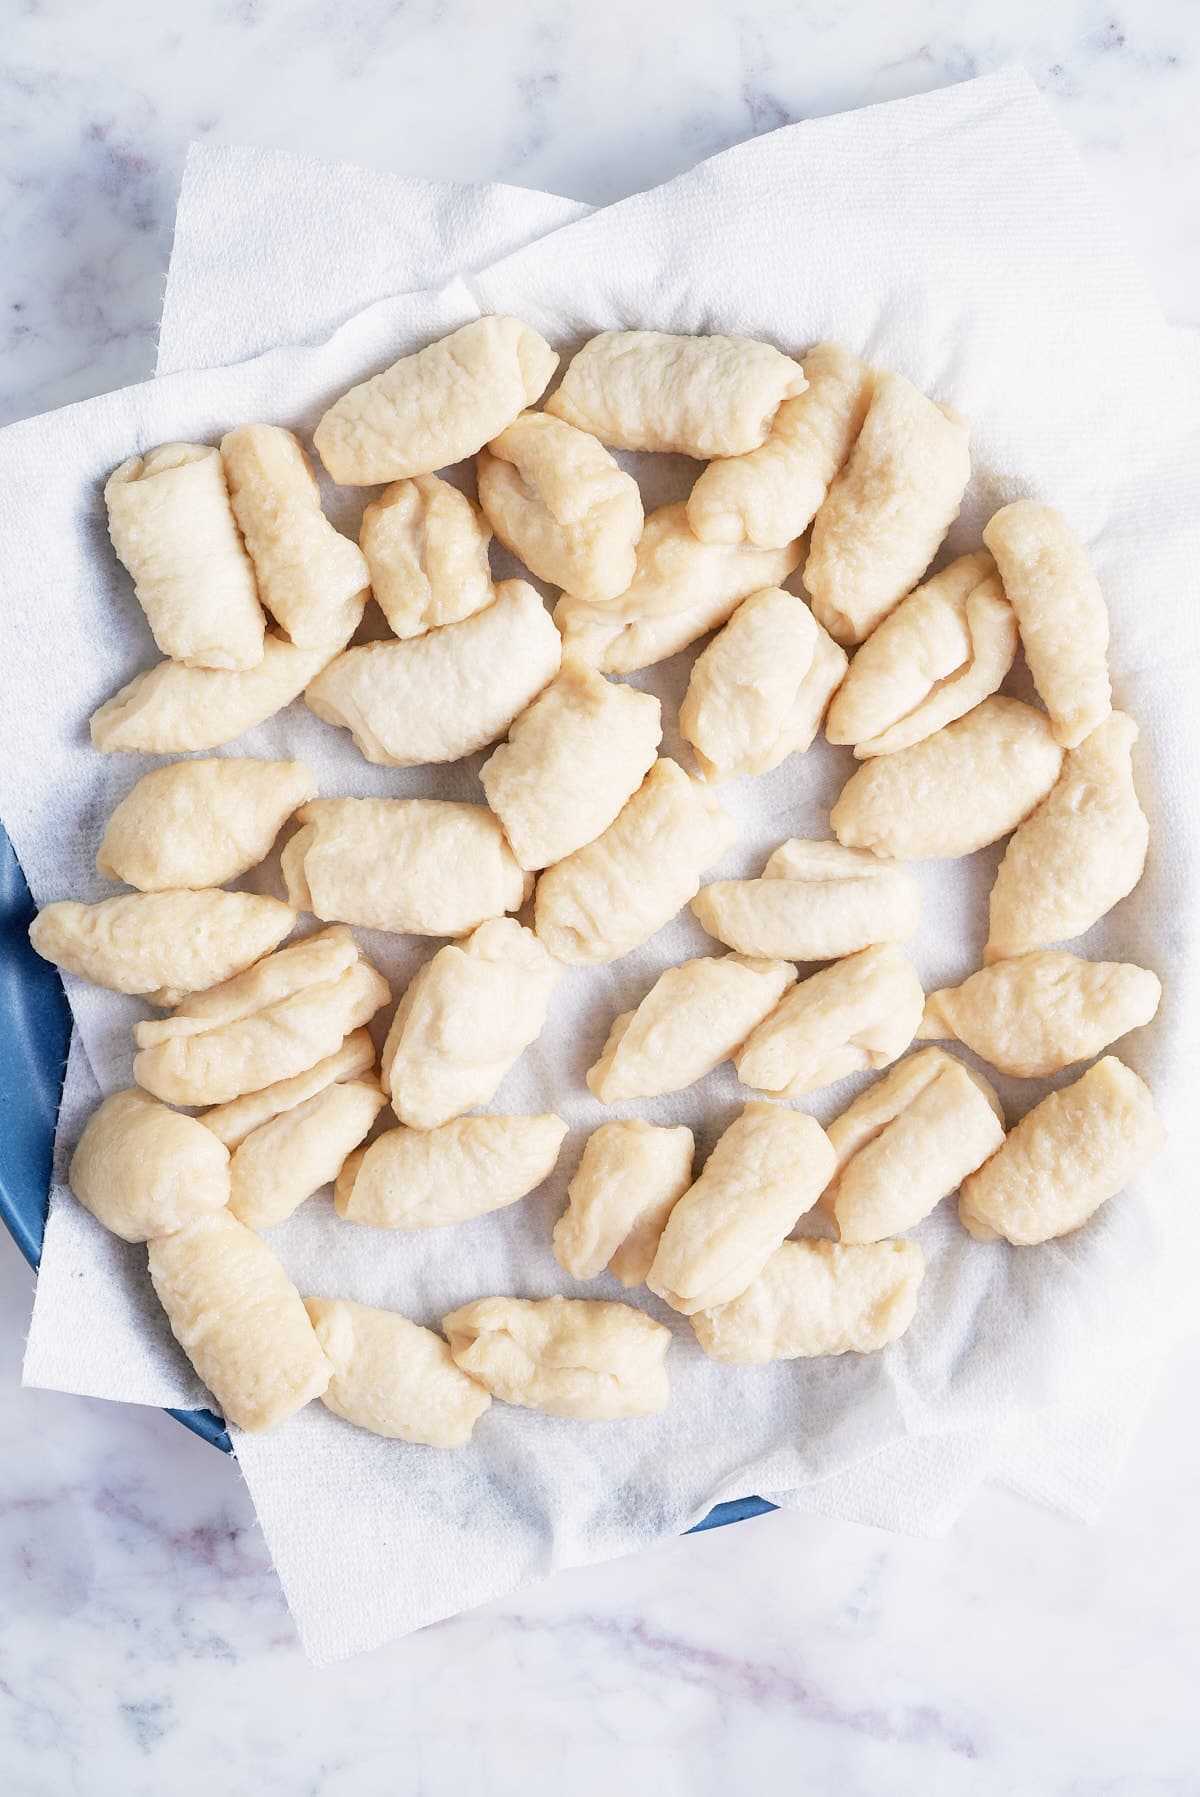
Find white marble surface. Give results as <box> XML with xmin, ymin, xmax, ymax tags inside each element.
<box><xmin>2</xmin><ymin>2</ymin><xmax>1199</xmax><ymax>1789</ymax></box>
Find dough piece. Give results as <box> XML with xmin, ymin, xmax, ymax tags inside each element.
<box><xmin>314</xmin><ymin>315</ymin><xmax>558</xmax><ymax>484</ymax></box>
<box><xmin>69</xmin><ymin>1089</ymin><xmax>230</xmax><ymax>1243</ymax></box>
<box><xmin>735</xmin><ymin>944</ymin><xmax>925</xmax><ymax>1098</ymax></box>
<box><xmin>986</xmin><ymin>711</ymin><xmax>1148</xmax><ymax>962</ymax></box>
<box><xmin>687</xmin><ymin>342</ymin><xmax>873</xmax><ymax>547</ymax></box>
<box><xmin>382</xmin><ymin>918</ymin><xmax>560</xmax><ymax>1129</ymax></box>
<box><xmin>220</xmin><ymin>424</ymin><xmax>370</xmax><ymax>648</ymax></box>
<box><xmin>831</xmin><ymin>696</ymin><xmax>1063</xmax><ymax>860</ymax></box>
<box><xmin>480</xmin><ymin>661</ymin><xmax>662</xmax><ymax>871</ymax></box>
<box><xmin>587</xmin><ymin>954</ymin><xmax>797</xmax><ymax>1103</ymax></box>
<box><xmin>692</xmin><ymin>1238</ymin><xmax>924</xmax><ymax>1363</ymax></box>
<box><xmin>104</xmin><ymin>443</ymin><xmax>264</xmax><ymax>670</ymax></box>
<box><xmin>359</xmin><ymin>474</ymin><xmax>493</xmax><ymax>640</ymax></box>
<box><xmin>545</xmin><ymin>330</ymin><xmax>806</xmax><ymax>458</ymax></box>
<box><xmin>477</xmin><ymin>411</ymin><xmax>644</xmax><ymax>602</ymax></box>
<box><xmin>553</xmin><ymin>1121</ymin><xmax>695</xmax><ymax>1285</ymax></box>
<box><xmin>534</xmin><ymin>759</ymin><xmax>736</xmax><ymax>965</ymax></box>
<box><xmin>917</xmin><ymin>952</ymin><xmax>1162</xmax><ymax>1078</ymax></box>
<box><xmin>148</xmin><ymin>1210</ymin><xmax>331</xmax><ymax>1432</ymax></box>
<box><xmin>983</xmin><ymin>501</ymin><xmax>1111</xmax><ymax>748</ymax></box>
<box><xmin>679</xmin><ymin>586</ymin><xmax>848</xmax><ymax>779</ymax></box>
<box><xmin>228</xmin><ymin>1080</ymin><xmax>387</xmax><ymax>1230</ymax></box>
<box><xmin>281</xmin><ymin>798</ymin><xmax>528</xmax><ymax>936</ymax></box>
<box><xmin>305</xmin><ymin>1298</ymin><xmax>491</xmax><ymax>1445</ymax></box>
<box><xmin>553</xmin><ymin>503</ymin><xmax>802</xmax><ymax>674</ymax></box>
<box><xmin>960</xmin><ymin>1057</ymin><xmax>1164</xmax><ymax>1245</ymax></box>
<box><xmin>823</xmin><ymin>1048</ymin><xmax>1004</xmax><ymax>1244</ymax></box>
<box><xmin>96</xmin><ymin>758</ymin><xmax>318</xmax><ymax>892</ymax></box>
<box><xmin>648</xmin><ymin>1103</ymin><xmax>836</xmax><ymax>1315</ymax></box>
<box><xmin>335</xmin><ymin>1113</ymin><xmax>567</xmax><ymax>1229</ymax></box>
<box><xmin>29</xmin><ymin>890</ymin><xmax>295</xmax><ymax>1001</ymax></box>
<box><xmin>202</xmin><ymin>1028</ymin><xmax>378</xmax><ymax>1148</ymax></box>
<box><xmin>824</xmin><ymin>553</ymin><xmax>1018</xmax><ymax>758</ymax></box>
<box><xmin>692</xmin><ymin>838</ymin><xmax>921</xmax><ymax>961</ymax></box>
<box><xmin>305</xmin><ymin>579</ymin><xmax>561</xmax><ymax>766</ymax></box>
<box><xmin>805</xmin><ymin>371</ymin><xmax>971</xmax><ymax>644</ymax></box>
<box><xmin>442</xmin><ymin>1295</ymin><xmax>671</xmax><ymax>1420</ymax></box>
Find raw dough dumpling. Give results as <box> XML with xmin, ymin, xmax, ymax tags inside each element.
<box><xmin>335</xmin><ymin>1113</ymin><xmax>567</xmax><ymax>1230</ymax></box>
<box><xmin>735</xmin><ymin>943</ymin><xmax>924</xmax><ymax>1098</ymax></box>
<box><xmin>553</xmin><ymin>503</ymin><xmax>802</xmax><ymax>674</ymax></box>
<box><xmin>553</xmin><ymin>1121</ymin><xmax>695</xmax><ymax>1285</ymax></box>
<box><xmin>382</xmin><ymin>918</ymin><xmax>561</xmax><ymax>1129</ymax></box>
<box><xmin>148</xmin><ymin>1209</ymin><xmax>331</xmax><ymax>1432</ymax></box>
<box><xmin>480</xmin><ymin>661</ymin><xmax>662</xmax><ymax>871</ymax></box>
<box><xmin>359</xmin><ymin>474</ymin><xmax>493</xmax><ymax>640</ymax></box>
<box><xmin>587</xmin><ymin>954</ymin><xmax>797</xmax><ymax>1103</ymax></box>
<box><xmin>69</xmin><ymin>1089</ymin><xmax>230</xmax><ymax>1243</ymax></box>
<box><xmin>228</xmin><ymin>1079</ymin><xmax>387</xmax><ymax>1230</ymax></box>
<box><xmin>986</xmin><ymin>711</ymin><xmax>1148</xmax><ymax>962</ymax></box>
<box><xmin>822</xmin><ymin>1048</ymin><xmax>1004</xmax><ymax>1244</ymax></box>
<box><xmin>534</xmin><ymin>759</ymin><xmax>736</xmax><ymax>965</ymax></box>
<box><xmin>824</xmin><ymin>553</ymin><xmax>1018</xmax><ymax>758</ymax></box>
<box><xmin>281</xmin><ymin>797</ymin><xmax>528</xmax><ymax>936</ymax></box>
<box><xmin>959</xmin><ymin>1056</ymin><xmax>1164</xmax><ymax>1245</ymax></box>
<box><xmin>692</xmin><ymin>839</ymin><xmax>921</xmax><ymax>962</ymax></box>
<box><xmin>29</xmin><ymin>890</ymin><xmax>295</xmax><ymax>1001</ymax></box>
<box><xmin>545</xmin><ymin>330</ymin><xmax>806</xmax><ymax>458</ymax></box>
<box><xmin>831</xmin><ymin>696</ymin><xmax>1063</xmax><ymax>860</ymax></box>
<box><xmin>443</xmin><ymin>1295</ymin><xmax>671</xmax><ymax>1420</ymax></box>
<box><xmin>221</xmin><ymin>425</ymin><xmax>370</xmax><ymax>649</ymax></box>
<box><xmin>648</xmin><ymin>1102</ymin><xmax>836</xmax><ymax>1316</ymax></box>
<box><xmin>805</xmin><ymin>371</ymin><xmax>971</xmax><ymax>645</ymax></box>
<box><xmin>917</xmin><ymin>951</ymin><xmax>1162</xmax><ymax>1078</ymax></box>
<box><xmin>477</xmin><ymin>411</ymin><xmax>644</xmax><ymax>601</ymax></box>
<box><xmin>202</xmin><ymin>1028</ymin><xmax>377</xmax><ymax>1148</ymax></box>
<box><xmin>104</xmin><ymin>443</ymin><xmax>264</xmax><ymax>670</ymax></box>
<box><xmin>679</xmin><ymin>586</ymin><xmax>848</xmax><ymax>779</ymax></box>
<box><xmin>687</xmin><ymin>342</ymin><xmax>873</xmax><ymax>548</ymax></box>
<box><xmin>305</xmin><ymin>1298</ymin><xmax>491</xmax><ymax>1445</ymax></box>
<box><xmin>983</xmin><ymin>501</ymin><xmax>1111</xmax><ymax>748</ymax></box>
<box><xmin>692</xmin><ymin>1238</ymin><xmax>924</xmax><ymax>1363</ymax></box>
<box><xmin>97</xmin><ymin>758</ymin><xmax>318</xmax><ymax>892</ymax></box>
<box><xmin>305</xmin><ymin>579</ymin><xmax>561</xmax><ymax>766</ymax></box>
<box><xmin>314</xmin><ymin>315</ymin><xmax>558</xmax><ymax>484</ymax></box>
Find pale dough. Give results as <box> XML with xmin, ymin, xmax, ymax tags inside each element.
<box><xmin>359</xmin><ymin>474</ymin><xmax>494</xmax><ymax>640</ymax></box>
<box><xmin>335</xmin><ymin>1113</ymin><xmax>567</xmax><ymax>1230</ymax></box>
<box><xmin>692</xmin><ymin>1238</ymin><xmax>925</xmax><ymax>1363</ymax></box>
<box><xmin>692</xmin><ymin>838</ymin><xmax>921</xmax><ymax>961</ymax></box>
<box><xmin>553</xmin><ymin>1121</ymin><xmax>695</xmax><ymax>1285</ymax></box>
<box><xmin>202</xmin><ymin>1028</ymin><xmax>377</xmax><ymax>1149</ymax></box>
<box><xmin>69</xmin><ymin>1088</ymin><xmax>230</xmax><ymax>1243</ymax></box>
<box><xmin>735</xmin><ymin>943</ymin><xmax>925</xmax><ymax>1099</ymax></box>
<box><xmin>97</xmin><ymin>757</ymin><xmax>317</xmax><ymax>892</ymax></box>
<box><xmin>228</xmin><ymin>1079</ymin><xmax>386</xmax><ymax>1231</ymax></box>
<box><xmin>443</xmin><ymin>1295</ymin><xmax>671</xmax><ymax>1420</ymax></box>
<box><xmin>305</xmin><ymin>1298</ymin><xmax>491</xmax><ymax>1445</ymax></box>
<box><xmin>29</xmin><ymin>890</ymin><xmax>295</xmax><ymax>1001</ymax></box>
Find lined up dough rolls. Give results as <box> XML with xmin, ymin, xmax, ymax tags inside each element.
<box><xmin>358</xmin><ymin>474</ymin><xmax>494</xmax><ymax>640</ymax></box>
<box><xmin>305</xmin><ymin>1299</ymin><xmax>491</xmax><ymax>1445</ymax></box>
<box><xmin>335</xmin><ymin>1113</ymin><xmax>567</xmax><ymax>1230</ymax></box>
<box><xmin>97</xmin><ymin>758</ymin><xmax>317</xmax><ymax>892</ymax></box>
<box><xmin>553</xmin><ymin>1121</ymin><xmax>695</xmax><ymax>1286</ymax></box>
<box><xmin>69</xmin><ymin>1089</ymin><xmax>231</xmax><ymax>1243</ymax></box>
<box><xmin>692</xmin><ymin>1239</ymin><xmax>924</xmax><ymax>1363</ymax></box>
<box><xmin>201</xmin><ymin>1028</ymin><xmax>378</xmax><ymax>1149</ymax></box>
<box><xmin>443</xmin><ymin>1295</ymin><xmax>672</xmax><ymax>1420</ymax></box>
<box><xmin>227</xmin><ymin>1079</ymin><xmax>387</xmax><ymax>1231</ymax></box>
<box><xmin>693</xmin><ymin>838</ymin><xmax>921</xmax><ymax>962</ymax></box>
<box><xmin>735</xmin><ymin>944</ymin><xmax>925</xmax><ymax>1099</ymax></box>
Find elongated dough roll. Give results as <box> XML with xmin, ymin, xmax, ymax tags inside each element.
<box><xmin>679</xmin><ymin>586</ymin><xmax>847</xmax><ymax>779</ymax></box>
<box><xmin>220</xmin><ymin>425</ymin><xmax>370</xmax><ymax>648</ymax></box>
<box><xmin>735</xmin><ymin>944</ymin><xmax>925</xmax><ymax>1098</ymax></box>
<box><xmin>105</xmin><ymin>443</ymin><xmax>265</xmax><ymax>670</ymax></box>
<box><xmin>831</xmin><ymin>696</ymin><xmax>1063</xmax><ymax>860</ymax></box>
<box><xmin>29</xmin><ymin>890</ymin><xmax>295</xmax><ymax>1001</ymax></box>
<box><xmin>359</xmin><ymin>474</ymin><xmax>494</xmax><ymax>640</ymax></box>
<box><xmin>202</xmin><ymin>1028</ymin><xmax>377</xmax><ymax>1148</ymax></box>
<box><xmin>306</xmin><ymin>579</ymin><xmax>561</xmax><ymax>766</ymax></box>
<box><xmin>228</xmin><ymin>1079</ymin><xmax>386</xmax><ymax>1230</ymax></box>
<box><xmin>805</xmin><ymin>372</ymin><xmax>971</xmax><ymax>644</ymax></box>
<box><xmin>305</xmin><ymin>1298</ymin><xmax>491</xmax><ymax>1444</ymax></box>
<box><xmin>314</xmin><ymin>316</ymin><xmax>558</xmax><ymax>484</ymax></box>
<box><xmin>553</xmin><ymin>1121</ymin><xmax>695</xmax><ymax>1285</ymax></box>
<box><xmin>148</xmin><ymin>1210</ymin><xmax>331</xmax><ymax>1431</ymax></box>
<box><xmin>335</xmin><ymin>1113</ymin><xmax>567</xmax><ymax>1230</ymax></box>
<box><xmin>587</xmin><ymin>954</ymin><xmax>797</xmax><ymax>1103</ymax></box>
<box><xmin>534</xmin><ymin>759</ymin><xmax>736</xmax><ymax>965</ymax></box>
<box><xmin>648</xmin><ymin>1102</ymin><xmax>835</xmax><ymax>1316</ymax></box>
<box><xmin>69</xmin><ymin>1089</ymin><xmax>230</xmax><ymax>1243</ymax></box>
<box><xmin>480</xmin><ymin>661</ymin><xmax>662</xmax><ymax>871</ymax></box>
<box><xmin>824</xmin><ymin>553</ymin><xmax>1018</xmax><ymax>757</ymax></box>
<box><xmin>692</xmin><ymin>839</ymin><xmax>921</xmax><ymax>962</ymax></box>
<box><xmin>281</xmin><ymin>797</ymin><xmax>528</xmax><ymax>936</ymax></box>
<box><xmin>687</xmin><ymin>342</ymin><xmax>873</xmax><ymax>547</ymax></box>
<box><xmin>382</xmin><ymin>918</ymin><xmax>561</xmax><ymax>1130</ymax></box>
<box><xmin>443</xmin><ymin>1295</ymin><xmax>671</xmax><ymax>1420</ymax></box>
<box><xmin>983</xmin><ymin>501</ymin><xmax>1111</xmax><ymax>748</ymax></box>
<box><xmin>477</xmin><ymin>411</ymin><xmax>644</xmax><ymax>601</ymax></box>
<box><xmin>97</xmin><ymin>758</ymin><xmax>317</xmax><ymax>892</ymax></box>
<box><xmin>692</xmin><ymin>1238</ymin><xmax>925</xmax><ymax>1363</ymax></box>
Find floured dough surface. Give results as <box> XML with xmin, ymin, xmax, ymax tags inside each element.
<box><xmin>97</xmin><ymin>757</ymin><xmax>317</xmax><ymax>892</ymax></box>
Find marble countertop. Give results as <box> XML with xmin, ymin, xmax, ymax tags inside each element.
<box><xmin>2</xmin><ymin>3</ymin><xmax>1199</xmax><ymax>1791</ymax></box>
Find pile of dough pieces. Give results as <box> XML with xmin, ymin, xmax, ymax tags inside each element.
<box><xmin>33</xmin><ymin>317</ymin><xmax>1166</xmax><ymax>1447</ymax></box>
